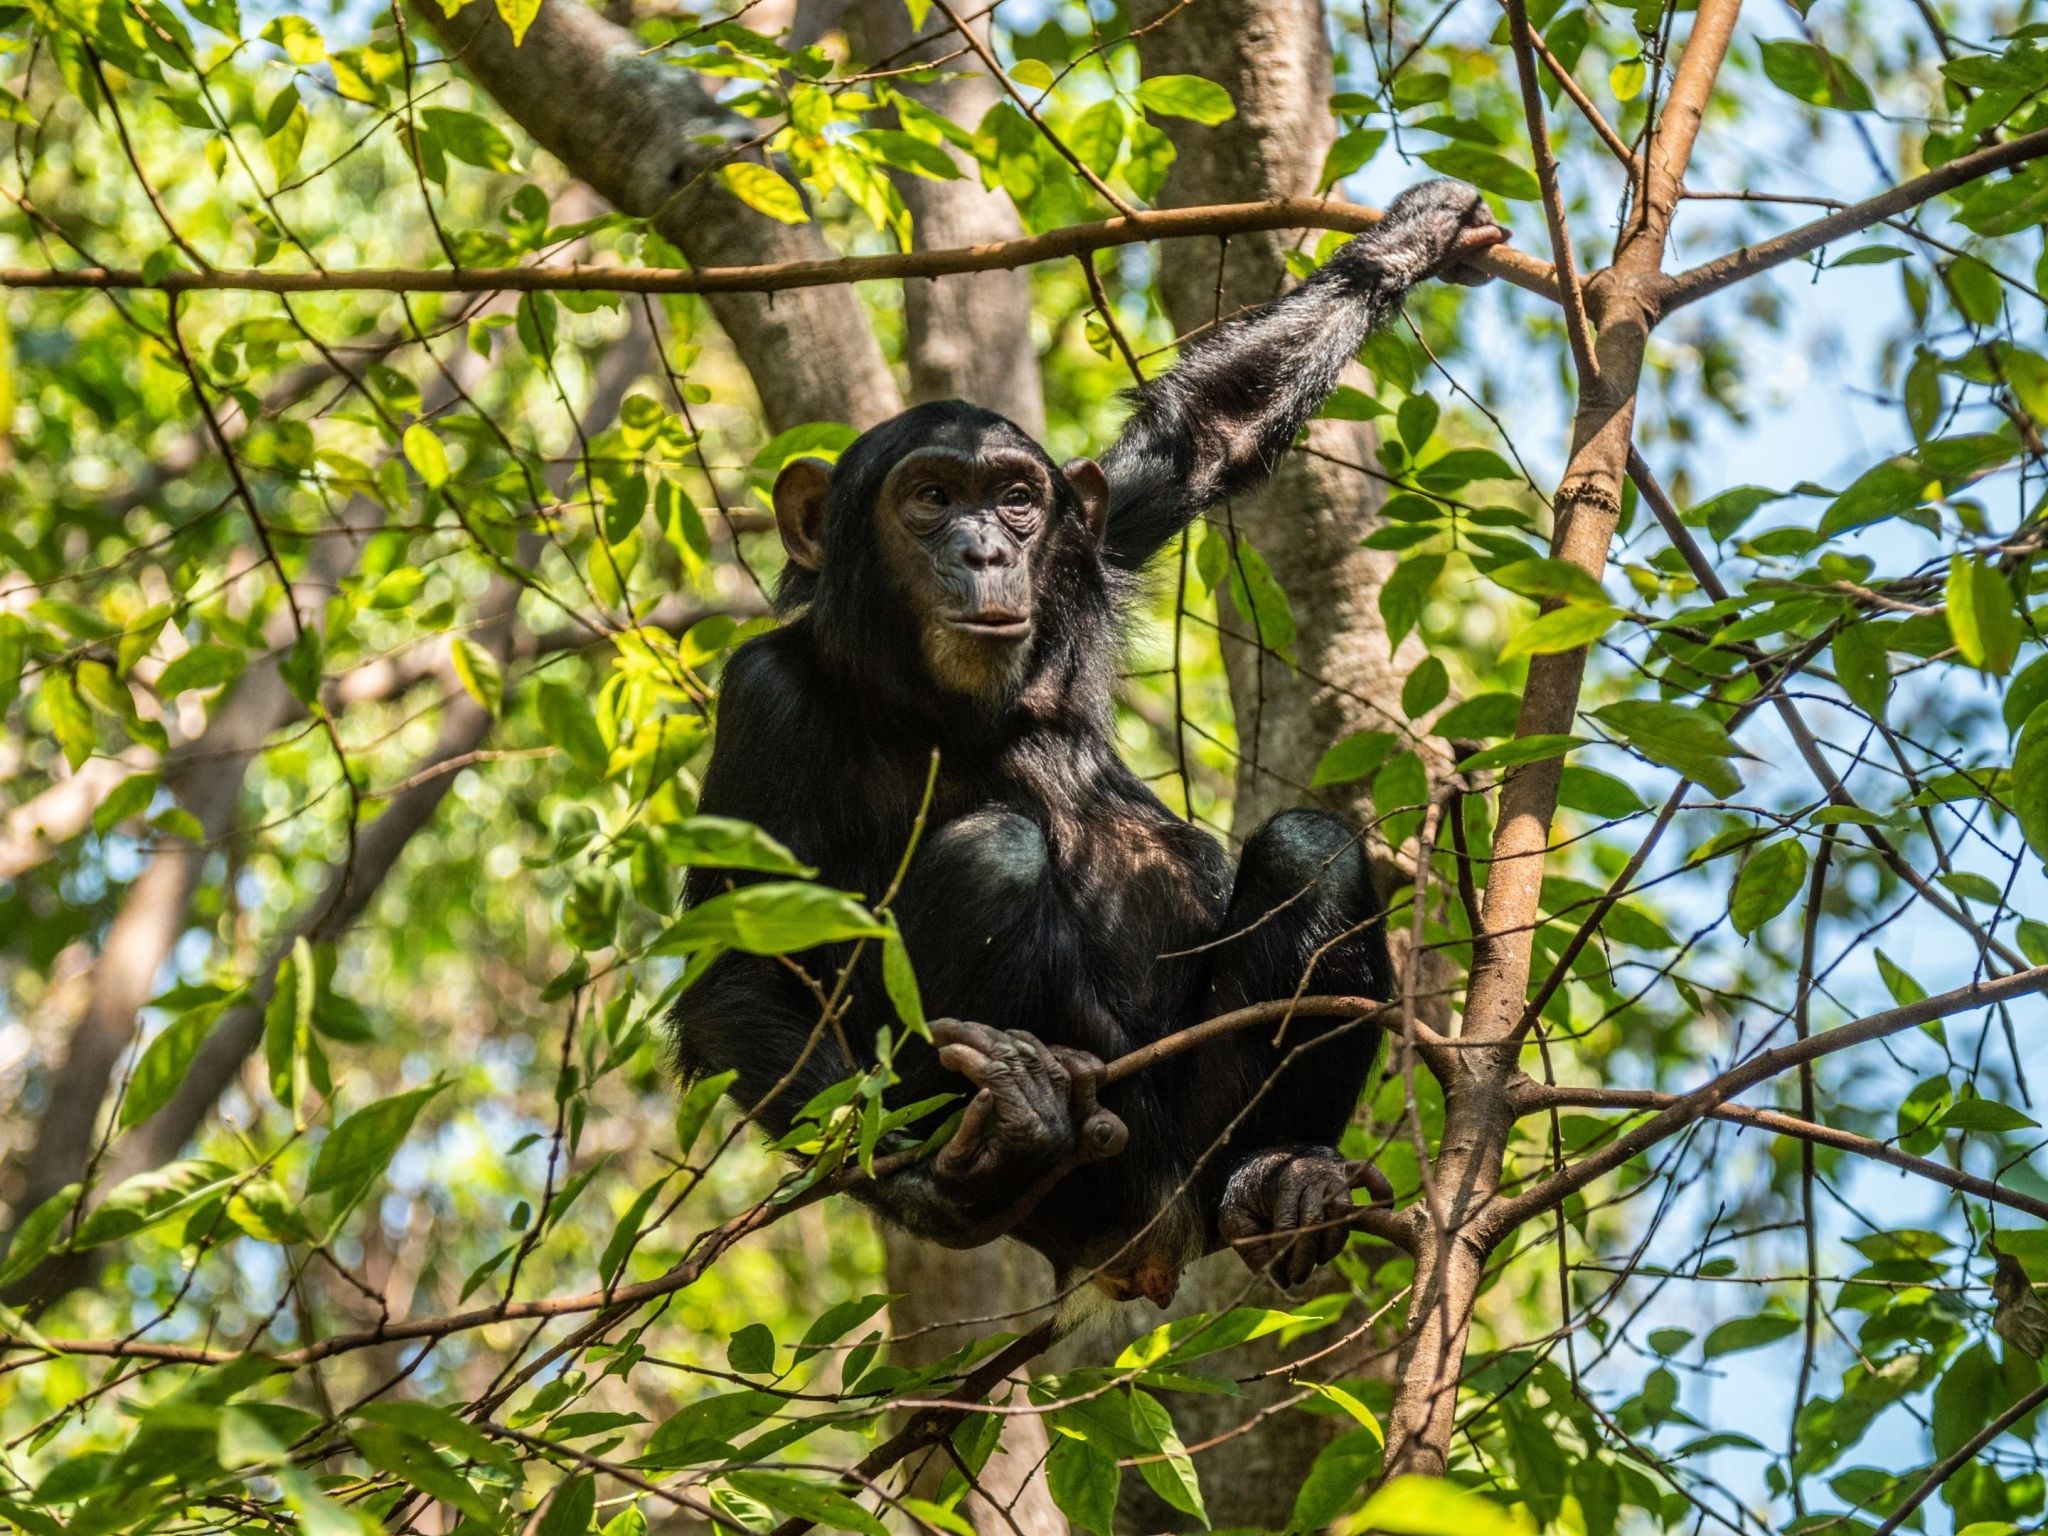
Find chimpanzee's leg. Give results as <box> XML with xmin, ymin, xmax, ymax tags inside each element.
<box><xmin>881</xmin><ymin>810</ymin><xmax>1128</xmax><ymax>1246</ymax></box>
<box><xmin>1198</xmin><ymin>808</ymin><xmax>1393</xmax><ymax>1284</ymax></box>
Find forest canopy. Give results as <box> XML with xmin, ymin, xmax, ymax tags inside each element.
<box><xmin>3</xmin><ymin>0</ymin><xmax>2048</xmax><ymax>1533</ymax></box>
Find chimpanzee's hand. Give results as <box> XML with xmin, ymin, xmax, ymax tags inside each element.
<box><xmin>1377</xmin><ymin>178</ymin><xmax>1509</xmax><ymax>286</ymax></box>
<box><xmin>929</xmin><ymin>1020</ymin><xmax>1128</xmax><ymax>1195</ymax></box>
<box><xmin>1219</xmin><ymin>1146</ymin><xmax>1387</xmax><ymax>1287</ymax></box>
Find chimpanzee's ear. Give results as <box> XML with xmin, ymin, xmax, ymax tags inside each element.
<box><xmin>773</xmin><ymin>458</ymin><xmax>832</xmax><ymax>572</ymax></box>
<box><xmin>1062</xmin><ymin>457</ymin><xmax>1109</xmax><ymax>549</ymax></box>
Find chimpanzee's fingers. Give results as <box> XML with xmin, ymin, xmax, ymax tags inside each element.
<box><xmin>1346</xmin><ymin>1159</ymin><xmax>1394</xmax><ymax>1205</ymax></box>
<box><xmin>954</xmin><ymin>1089</ymin><xmax>995</xmax><ymax>1149</ymax></box>
<box><xmin>1010</xmin><ymin>1031</ymin><xmax>1071</xmax><ymax>1118</ymax></box>
<box><xmin>936</xmin><ymin>1042</ymin><xmax>997</xmax><ymax>1086</ymax></box>
<box><xmin>1078</xmin><ymin>1108</ymin><xmax>1128</xmax><ymax>1160</ymax></box>
<box><xmin>930</xmin><ymin>1018</ymin><xmax>1009</xmax><ymax>1056</ymax></box>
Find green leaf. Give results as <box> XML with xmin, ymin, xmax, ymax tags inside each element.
<box><xmin>1417</xmin><ymin>144</ymin><xmax>1539</xmax><ymax>201</ymax></box>
<box><xmin>0</xmin><ymin>1184</ymin><xmax>81</xmax><ymax>1289</ymax></box>
<box><xmin>880</xmin><ymin>914</ymin><xmax>927</xmax><ymax>1038</ymax></box>
<box><xmin>1557</xmin><ymin>765</ymin><xmax>1644</xmax><ymax>819</ymax></box>
<box><xmin>1488</xmin><ymin>556</ymin><xmax>1609</xmax><ymax>606</ymax></box>
<box><xmin>654</xmin><ymin>883</ymin><xmax>888</xmax><ymax>956</ymax></box>
<box><xmin>1875</xmin><ymin>949</ymin><xmax>1927</xmax><ymax>1007</ymax></box>
<box><xmin>540</xmin><ymin>681</ymin><xmax>611</xmax><ymax>777</ymax></box>
<box><xmin>851</xmin><ymin>129</ymin><xmax>960</xmax><ymax>180</ymax></box>
<box><xmin>599</xmin><ymin>1171</ymin><xmax>673</xmax><ymax>1285</ymax></box>
<box><xmin>1135</xmin><ymin>75</ymin><xmax>1236</xmax><ymax>124</ymax></box>
<box><xmin>1946</xmin><ymin>554</ymin><xmax>2022</xmax><ymax>674</ymax></box>
<box><xmin>280</xmin><ymin>625</ymin><xmax>323</xmax><ymax>707</ymax></box>
<box><xmin>1730</xmin><ymin>837</ymin><xmax>1808</xmax><ymax>937</ymax></box>
<box><xmin>1702</xmin><ymin>1311</ymin><xmax>1801</xmax><ymax>1357</ymax></box>
<box><xmin>450</xmin><ymin>638</ymin><xmax>504</xmax><ymax>716</ymax></box>
<box><xmin>1344</xmin><ymin>1474</ymin><xmax>1523</xmax><ymax>1536</ymax></box>
<box><xmin>118</xmin><ymin>1008</ymin><xmax>218</xmax><ymax>1129</ymax></box>
<box><xmin>726</xmin><ymin>1472</ymin><xmax>888</xmax><ymax>1536</ymax></box>
<box><xmin>1047</xmin><ymin>1434</ymin><xmax>1120</xmax><ymax>1535</ymax></box>
<box><xmin>307</xmin><ymin>1083</ymin><xmax>445</xmax><ymax>1210</ymax></box>
<box><xmin>669</xmin><ymin>815</ymin><xmax>813</xmax><ymax>874</ymax></box>
<box><xmin>1400</xmin><ymin>657</ymin><xmax>1449</xmax><ymax>719</ymax></box>
<box><xmin>402</xmin><ymin>422</ymin><xmax>449</xmax><ymax>489</ymax></box>
<box><xmin>1069</xmin><ymin>100</ymin><xmax>1125</xmax><ymax>177</ymax></box>
<box><xmin>354</xmin><ymin>1424</ymin><xmax>497</xmax><ymax>1522</ymax></box>
<box><xmin>2016</xmin><ymin>704</ymin><xmax>2048</xmax><ymax>862</ymax></box>
<box><xmin>420</xmin><ymin>106</ymin><xmax>517</xmax><ymax>171</ymax></box>
<box><xmin>1292</xmin><ymin>1427</ymin><xmax>1382</xmax><ymax>1532</ymax></box>
<box><xmin>720</xmin><ymin>163</ymin><xmax>809</xmax><ymax>224</ymax></box>
<box><xmin>73</xmin><ymin>1159</ymin><xmax>234</xmax><ymax>1247</ymax></box>
<box><xmin>225</xmin><ymin>1177</ymin><xmax>311</xmax><ymax>1244</ymax></box>
<box><xmin>43</xmin><ymin>671</ymin><xmax>96</xmax><ymax>769</ymax></box>
<box><xmin>537</xmin><ymin>1473</ymin><xmax>596</xmax><ymax>1536</ymax></box>
<box><xmin>1938</xmin><ymin>1098</ymin><xmax>2040</xmax><ymax>1133</ymax></box>
<box><xmin>1819</xmin><ymin>455</ymin><xmax>1933</xmax><ymax>536</ymax></box>
<box><xmin>1456</xmin><ymin>734</ymin><xmax>1586</xmax><ymax>773</ymax></box>
<box><xmin>1312</xmin><ymin>730</ymin><xmax>1397</xmax><ymax>788</ymax></box>
<box><xmin>795</xmin><ymin>1293</ymin><xmax>894</xmax><ymax>1363</ymax></box>
<box><xmin>1832</xmin><ymin>623</ymin><xmax>1891</xmax><ymax>720</ymax></box>
<box><xmin>157</xmin><ymin>642</ymin><xmax>247</xmax><ymax>696</ymax></box>
<box><xmin>1932</xmin><ymin>1342</ymin><xmax>2004</xmax><ymax>1459</ymax></box>
<box><xmin>1379</xmin><ymin>553</ymin><xmax>1444</xmax><ymax>647</ymax></box>
<box><xmin>1434</xmin><ymin>692</ymin><xmax>1521</xmax><ymax>739</ymax></box>
<box><xmin>94</xmin><ymin>771</ymin><xmax>160</xmax><ymax>836</ymax></box>
<box><xmin>1590</xmin><ymin>700</ymin><xmax>1747</xmax><ymax>798</ymax></box>
<box><xmin>1498</xmin><ymin>602</ymin><xmax>1623</xmax><ymax>662</ymax></box>
<box><xmin>1759</xmin><ymin>39</ymin><xmax>1875</xmax><ymax>111</ymax></box>
<box><xmin>728</xmin><ymin>1323</ymin><xmax>776</xmax><ymax>1375</ymax></box>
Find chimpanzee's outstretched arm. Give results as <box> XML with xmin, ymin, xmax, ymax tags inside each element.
<box><xmin>1097</xmin><ymin>178</ymin><xmax>1505</xmax><ymax>571</ymax></box>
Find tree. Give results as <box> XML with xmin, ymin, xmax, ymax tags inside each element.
<box><xmin>3</xmin><ymin>1</ymin><xmax>2048</xmax><ymax>1533</ymax></box>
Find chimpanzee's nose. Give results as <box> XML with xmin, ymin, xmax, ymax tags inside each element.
<box><xmin>958</xmin><ymin>525</ymin><xmax>1013</xmax><ymax>570</ymax></box>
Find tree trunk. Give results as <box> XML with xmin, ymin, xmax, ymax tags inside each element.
<box><xmin>1092</xmin><ymin>3</ymin><xmax>1447</xmax><ymax>1525</ymax></box>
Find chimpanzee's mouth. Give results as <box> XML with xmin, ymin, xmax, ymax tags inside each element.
<box><xmin>947</xmin><ymin>612</ymin><xmax>1032</xmax><ymax>639</ymax></box>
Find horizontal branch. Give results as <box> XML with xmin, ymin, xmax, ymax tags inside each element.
<box><xmin>0</xmin><ymin>198</ymin><xmax>1558</xmax><ymax>304</ymax></box>
<box><xmin>1663</xmin><ymin>126</ymin><xmax>2048</xmax><ymax>310</ymax></box>
<box><xmin>1521</xmin><ymin>1081</ymin><xmax>2048</xmax><ymax>1223</ymax></box>
<box><xmin>0</xmin><ymin>992</ymin><xmax>1400</xmax><ymax>1368</ymax></box>
<box><xmin>1483</xmin><ymin>964</ymin><xmax>2048</xmax><ymax>1235</ymax></box>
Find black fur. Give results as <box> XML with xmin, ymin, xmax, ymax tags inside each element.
<box><xmin>670</xmin><ymin>180</ymin><xmax>1498</xmax><ymax>1300</ymax></box>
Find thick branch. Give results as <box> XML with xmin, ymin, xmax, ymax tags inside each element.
<box><xmin>420</xmin><ymin>0</ymin><xmax>900</xmax><ymax>432</ymax></box>
<box><xmin>1519</xmin><ymin>1081</ymin><xmax>2048</xmax><ymax>1224</ymax></box>
<box><xmin>1664</xmin><ymin>126</ymin><xmax>2048</xmax><ymax>309</ymax></box>
<box><xmin>1485</xmin><ymin>965</ymin><xmax>2048</xmax><ymax>1235</ymax></box>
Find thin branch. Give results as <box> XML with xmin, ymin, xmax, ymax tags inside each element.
<box><xmin>928</xmin><ymin>0</ymin><xmax>1135</xmax><ymax>217</ymax></box>
<box><xmin>0</xmin><ymin>198</ymin><xmax>1558</xmax><ymax>302</ymax></box>
<box><xmin>1521</xmin><ymin>1082</ymin><xmax>2048</xmax><ymax>1223</ymax></box>
<box><xmin>1485</xmin><ymin>965</ymin><xmax>2048</xmax><ymax>1234</ymax></box>
<box><xmin>1664</xmin><ymin>125</ymin><xmax>2048</xmax><ymax>309</ymax></box>
<box><xmin>1503</xmin><ymin>0</ymin><xmax>1598</xmax><ymax>380</ymax></box>
<box><xmin>1527</xmin><ymin>22</ymin><xmax>1642</xmax><ymax>178</ymax></box>
<box><xmin>1871</xmin><ymin>1379</ymin><xmax>2048</xmax><ymax>1536</ymax></box>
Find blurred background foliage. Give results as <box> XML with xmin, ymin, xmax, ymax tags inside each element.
<box><xmin>2</xmin><ymin>0</ymin><xmax>2047</xmax><ymax>1532</ymax></box>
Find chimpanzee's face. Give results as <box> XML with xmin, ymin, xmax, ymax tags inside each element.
<box><xmin>877</xmin><ymin>442</ymin><xmax>1053</xmax><ymax>694</ymax></box>
<box><xmin>773</xmin><ymin>409</ymin><xmax>1107</xmax><ymax>701</ymax></box>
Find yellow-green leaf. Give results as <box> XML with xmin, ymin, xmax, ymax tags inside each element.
<box><xmin>720</xmin><ymin>163</ymin><xmax>809</xmax><ymax>224</ymax></box>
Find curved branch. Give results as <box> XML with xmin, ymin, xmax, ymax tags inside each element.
<box><xmin>1518</xmin><ymin>1081</ymin><xmax>2048</xmax><ymax>1224</ymax></box>
<box><xmin>1664</xmin><ymin>126</ymin><xmax>2048</xmax><ymax>310</ymax></box>
<box><xmin>1483</xmin><ymin>964</ymin><xmax>2048</xmax><ymax>1236</ymax></box>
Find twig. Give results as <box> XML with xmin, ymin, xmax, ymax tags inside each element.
<box><xmin>1503</xmin><ymin>0</ymin><xmax>1598</xmax><ymax>381</ymax></box>
<box><xmin>1664</xmin><ymin>126</ymin><xmax>2048</xmax><ymax>309</ymax></box>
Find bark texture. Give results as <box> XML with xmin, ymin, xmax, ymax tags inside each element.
<box><xmin>426</xmin><ymin>0</ymin><xmax>902</xmax><ymax>433</ymax></box>
<box><xmin>1086</xmin><ymin>2</ymin><xmax>1446</xmax><ymax>1525</ymax></box>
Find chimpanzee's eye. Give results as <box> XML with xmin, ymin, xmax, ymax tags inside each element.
<box><xmin>1002</xmin><ymin>484</ymin><xmax>1035</xmax><ymax>507</ymax></box>
<box><xmin>916</xmin><ymin>484</ymin><xmax>948</xmax><ymax>508</ymax></box>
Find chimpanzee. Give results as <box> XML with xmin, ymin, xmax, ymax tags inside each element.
<box><xmin>672</xmin><ymin>179</ymin><xmax>1506</xmax><ymax>1306</ymax></box>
